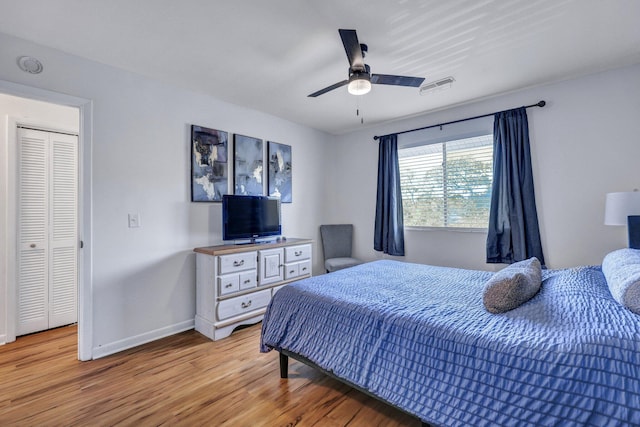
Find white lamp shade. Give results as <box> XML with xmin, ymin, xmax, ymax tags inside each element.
<box><xmin>604</xmin><ymin>191</ymin><xmax>640</xmax><ymax>225</ymax></box>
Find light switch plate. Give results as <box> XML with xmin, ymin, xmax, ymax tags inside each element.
<box><xmin>128</xmin><ymin>213</ymin><xmax>141</xmax><ymax>228</ymax></box>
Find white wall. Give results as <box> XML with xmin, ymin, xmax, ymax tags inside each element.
<box><xmin>0</xmin><ymin>32</ymin><xmax>329</xmax><ymax>355</ymax></box>
<box><xmin>329</xmin><ymin>63</ymin><xmax>640</xmax><ymax>270</ymax></box>
<box><xmin>0</xmin><ymin>94</ymin><xmax>79</xmax><ymax>344</ymax></box>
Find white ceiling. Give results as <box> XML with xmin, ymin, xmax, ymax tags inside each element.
<box><xmin>1</xmin><ymin>0</ymin><xmax>639</xmax><ymax>134</ymax></box>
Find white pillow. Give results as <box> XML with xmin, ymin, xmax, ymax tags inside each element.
<box><xmin>602</xmin><ymin>248</ymin><xmax>640</xmax><ymax>315</ymax></box>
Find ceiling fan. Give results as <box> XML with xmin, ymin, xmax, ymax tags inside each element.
<box><xmin>308</xmin><ymin>29</ymin><xmax>425</xmax><ymax>97</ymax></box>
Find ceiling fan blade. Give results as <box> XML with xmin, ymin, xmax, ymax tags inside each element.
<box><xmin>308</xmin><ymin>80</ymin><xmax>349</xmax><ymax>97</ymax></box>
<box><xmin>371</xmin><ymin>74</ymin><xmax>425</xmax><ymax>87</ymax></box>
<box><xmin>339</xmin><ymin>29</ymin><xmax>365</xmax><ymax>70</ymax></box>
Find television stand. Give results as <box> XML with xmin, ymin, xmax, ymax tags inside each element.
<box><xmin>193</xmin><ymin>238</ymin><xmax>313</xmax><ymax>340</ymax></box>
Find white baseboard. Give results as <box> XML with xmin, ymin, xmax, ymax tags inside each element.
<box><xmin>0</xmin><ymin>335</ymin><xmax>6</xmax><ymax>345</ymax></box>
<box><xmin>92</xmin><ymin>319</ymin><xmax>195</xmax><ymax>359</ymax></box>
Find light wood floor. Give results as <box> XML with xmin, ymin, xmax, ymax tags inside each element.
<box><xmin>0</xmin><ymin>324</ymin><xmax>420</xmax><ymax>426</ymax></box>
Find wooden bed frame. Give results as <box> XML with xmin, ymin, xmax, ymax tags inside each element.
<box><xmin>278</xmin><ymin>349</ymin><xmax>433</xmax><ymax>427</ymax></box>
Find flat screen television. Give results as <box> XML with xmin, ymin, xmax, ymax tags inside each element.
<box><xmin>222</xmin><ymin>194</ymin><xmax>281</xmax><ymax>242</ymax></box>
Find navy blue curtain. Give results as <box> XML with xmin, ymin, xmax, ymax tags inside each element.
<box><xmin>486</xmin><ymin>107</ymin><xmax>545</xmax><ymax>265</ymax></box>
<box><xmin>374</xmin><ymin>134</ymin><xmax>405</xmax><ymax>256</ymax></box>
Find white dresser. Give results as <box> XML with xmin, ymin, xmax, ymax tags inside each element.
<box><xmin>194</xmin><ymin>238</ymin><xmax>313</xmax><ymax>340</ymax></box>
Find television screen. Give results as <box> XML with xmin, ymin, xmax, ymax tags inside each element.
<box><xmin>222</xmin><ymin>195</ymin><xmax>281</xmax><ymax>241</ymax></box>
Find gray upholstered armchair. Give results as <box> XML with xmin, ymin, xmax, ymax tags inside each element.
<box><xmin>319</xmin><ymin>224</ymin><xmax>362</xmax><ymax>273</ymax></box>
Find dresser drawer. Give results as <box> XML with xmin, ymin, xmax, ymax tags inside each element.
<box><xmin>284</xmin><ymin>244</ymin><xmax>311</xmax><ymax>263</ymax></box>
<box><xmin>218</xmin><ymin>274</ymin><xmax>240</xmax><ymax>295</ymax></box>
<box><xmin>284</xmin><ymin>263</ymin><xmax>299</xmax><ymax>280</ymax></box>
<box><xmin>239</xmin><ymin>271</ymin><xmax>257</xmax><ymax>290</ymax></box>
<box><xmin>284</xmin><ymin>260</ymin><xmax>312</xmax><ymax>280</ymax></box>
<box><xmin>298</xmin><ymin>260</ymin><xmax>311</xmax><ymax>276</ymax></box>
<box><xmin>217</xmin><ymin>289</ymin><xmax>271</xmax><ymax>320</ymax></box>
<box><xmin>219</xmin><ymin>251</ymin><xmax>257</xmax><ymax>274</ymax></box>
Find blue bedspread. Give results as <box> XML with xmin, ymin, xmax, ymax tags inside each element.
<box><xmin>260</xmin><ymin>260</ymin><xmax>640</xmax><ymax>427</ymax></box>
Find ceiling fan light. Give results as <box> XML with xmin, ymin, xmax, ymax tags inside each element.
<box><xmin>348</xmin><ymin>77</ymin><xmax>371</xmax><ymax>95</ymax></box>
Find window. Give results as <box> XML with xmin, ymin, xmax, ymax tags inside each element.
<box><xmin>398</xmin><ymin>134</ymin><xmax>493</xmax><ymax>229</ymax></box>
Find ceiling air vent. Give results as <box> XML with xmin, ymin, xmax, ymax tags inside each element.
<box><xmin>419</xmin><ymin>76</ymin><xmax>455</xmax><ymax>95</ymax></box>
<box><xmin>17</xmin><ymin>56</ymin><xmax>44</xmax><ymax>74</ymax></box>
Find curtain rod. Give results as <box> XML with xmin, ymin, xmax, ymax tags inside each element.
<box><xmin>373</xmin><ymin>100</ymin><xmax>546</xmax><ymax>141</ymax></box>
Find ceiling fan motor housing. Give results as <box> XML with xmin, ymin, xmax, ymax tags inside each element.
<box><xmin>349</xmin><ymin>64</ymin><xmax>371</xmax><ymax>82</ymax></box>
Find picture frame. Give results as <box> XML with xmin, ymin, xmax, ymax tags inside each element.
<box><xmin>268</xmin><ymin>141</ymin><xmax>292</xmax><ymax>203</ymax></box>
<box><xmin>234</xmin><ymin>134</ymin><xmax>264</xmax><ymax>196</ymax></box>
<box><xmin>191</xmin><ymin>125</ymin><xmax>228</xmax><ymax>202</ymax></box>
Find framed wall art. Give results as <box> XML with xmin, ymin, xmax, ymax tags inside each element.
<box><xmin>191</xmin><ymin>125</ymin><xmax>228</xmax><ymax>202</ymax></box>
<box><xmin>268</xmin><ymin>141</ymin><xmax>292</xmax><ymax>203</ymax></box>
<box><xmin>234</xmin><ymin>134</ymin><xmax>264</xmax><ymax>196</ymax></box>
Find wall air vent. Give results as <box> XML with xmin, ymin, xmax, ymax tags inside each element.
<box><xmin>419</xmin><ymin>76</ymin><xmax>455</xmax><ymax>95</ymax></box>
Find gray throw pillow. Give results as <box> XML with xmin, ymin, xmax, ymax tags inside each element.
<box><xmin>483</xmin><ymin>257</ymin><xmax>542</xmax><ymax>314</ymax></box>
<box><xmin>602</xmin><ymin>248</ymin><xmax>640</xmax><ymax>315</ymax></box>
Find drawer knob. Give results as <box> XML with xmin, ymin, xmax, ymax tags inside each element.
<box><xmin>244</xmin><ymin>279</ymin><xmax>251</xmax><ymax>284</ymax></box>
<box><xmin>302</xmin><ymin>267</ymin><xmax>307</xmax><ymax>272</ymax></box>
<box><xmin>241</xmin><ymin>300</ymin><xmax>252</xmax><ymax>309</ymax></box>
<box><xmin>30</xmin><ymin>243</ymin><xmax>36</xmax><ymax>248</ymax></box>
<box><xmin>233</xmin><ymin>259</ymin><xmax>245</xmax><ymax>267</ymax></box>
<box><xmin>295</xmin><ymin>251</ymin><xmax>302</xmax><ymax>256</ymax></box>
<box><xmin>225</xmin><ymin>283</ymin><xmax>233</xmax><ymax>288</ymax></box>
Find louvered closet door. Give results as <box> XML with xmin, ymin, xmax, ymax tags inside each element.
<box><xmin>17</xmin><ymin>129</ymin><xmax>49</xmax><ymax>335</ymax></box>
<box><xmin>49</xmin><ymin>132</ymin><xmax>78</xmax><ymax>328</ymax></box>
<box><xmin>17</xmin><ymin>128</ymin><xmax>78</xmax><ymax>336</ymax></box>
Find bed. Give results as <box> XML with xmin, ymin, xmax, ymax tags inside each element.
<box><xmin>260</xmin><ymin>259</ymin><xmax>640</xmax><ymax>427</ymax></box>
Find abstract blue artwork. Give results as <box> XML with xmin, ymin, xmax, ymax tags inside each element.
<box><xmin>234</xmin><ymin>134</ymin><xmax>264</xmax><ymax>196</ymax></box>
<box><xmin>191</xmin><ymin>125</ymin><xmax>228</xmax><ymax>202</ymax></box>
<box><xmin>268</xmin><ymin>141</ymin><xmax>292</xmax><ymax>203</ymax></box>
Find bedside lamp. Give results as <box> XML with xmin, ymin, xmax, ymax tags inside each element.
<box><xmin>604</xmin><ymin>190</ymin><xmax>640</xmax><ymax>249</ymax></box>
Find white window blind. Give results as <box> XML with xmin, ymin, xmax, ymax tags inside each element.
<box><xmin>398</xmin><ymin>134</ymin><xmax>493</xmax><ymax>229</ymax></box>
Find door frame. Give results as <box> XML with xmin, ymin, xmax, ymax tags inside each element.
<box><xmin>1</xmin><ymin>80</ymin><xmax>93</xmax><ymax>361</ymax></box>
